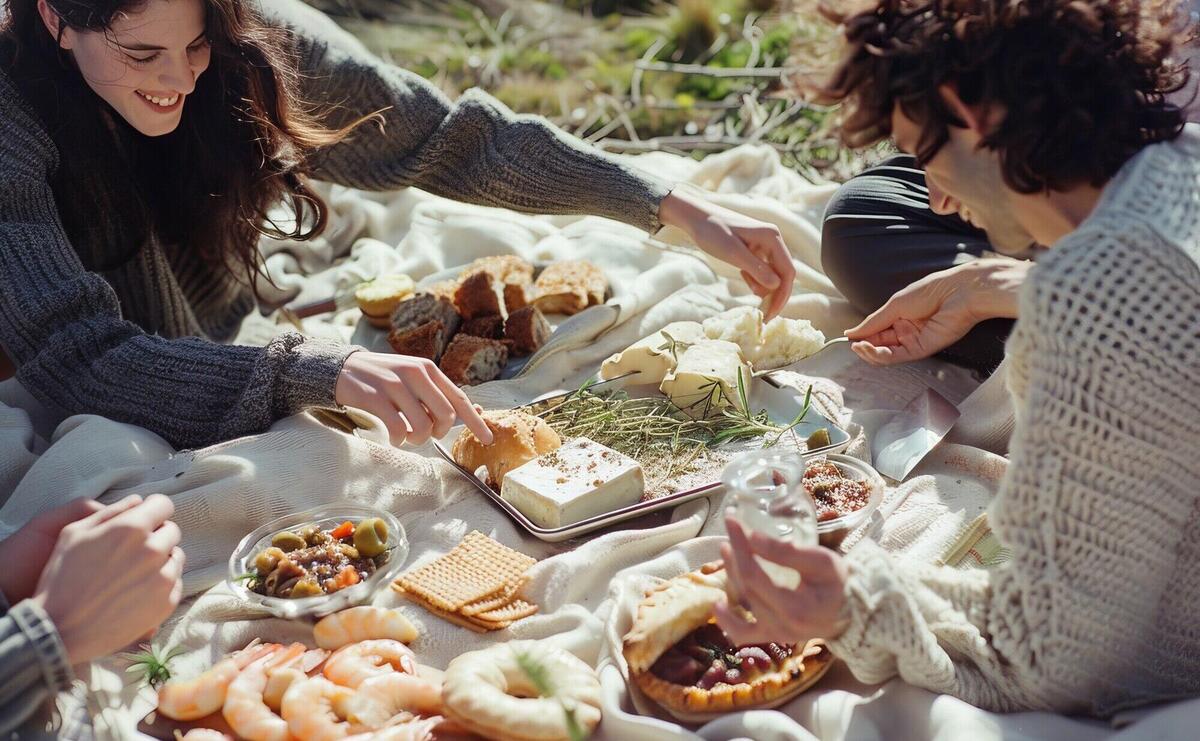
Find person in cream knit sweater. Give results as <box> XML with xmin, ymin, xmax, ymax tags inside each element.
<box><xmin>718</xmin><ymin>0</ymin><xmax>1200</xmax><ymax>717</ymax></box>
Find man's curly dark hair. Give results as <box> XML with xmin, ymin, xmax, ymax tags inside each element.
<box><xmin>816</xmin><ymin>0</ymin><xmax>1192</xmax><ymax>193</ymax></box>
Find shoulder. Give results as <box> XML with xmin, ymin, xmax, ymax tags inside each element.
<box><xmin>0</xmin><ymin>66</ymin><xmax>57</xmax><ymax>178</ymax></box>
<box><xmin>1019</xmin><ymin>218</ymin><xmax>1199</xmax><ymax>363</ymax></box>
<box><xmin>249</xmin><ymin>0</ymin><xmax>372</xmax><ymax>62</ymax></box>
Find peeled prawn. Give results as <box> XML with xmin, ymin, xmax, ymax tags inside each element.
<box><xmin>174</xmin><ymin>730</ymin><xmax>233</xmax><ymax>741</ymax></box>
<box><xmin>323</xmin><ymin>639</ymin><xmax>416</xmax><ymax>689</ymax></box>
<box><xmin>158</xmin><ymin>643</ymin><xmax>279</xmax><ymax>721</ymax></box>
<box><xmin>314</xmin><ymin>607</ymin><xmax>417</xmax><ymax>649</ymax></box>
<box><xmin>263</xmin><ymin>666</ymin><xmax>306</xmax><ymax>713</ymax></box>
<box><xmin>263</xmin><ymin>648</ymin><xmax>327</xmax><ymax>713</ymax></box>
<box><xmin>342</xmin><ymin>715</ymin><xmax>442</xmax><ymax>741</ymax></box>
<box><xmin>345</xmin><ymin>671</ymin><xmax>443</xmax><ymax>727</ymax></box>
<box><xmin>222</xmin><ymin>643</ymin><xmax>306</xmax><ymax>741</ymax></box>
<box><xmin>281</xmin><ymin>676</ymin><xmax>361</xmax><ymax>741</ymax></box>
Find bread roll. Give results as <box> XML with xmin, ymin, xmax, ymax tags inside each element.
<box><xmin>451</xmin><ymin>410</ymin><xmax>562</xmax><ymax>488</ymax></box>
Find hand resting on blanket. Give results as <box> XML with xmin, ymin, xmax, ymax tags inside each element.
<box><xmin>336</xmin><ymin>351</ymin><xmax>494</xmax><ymax>447</ymax></box>
<box><xmin>26</xmin><ymin>494</ymin><xmax>184</xmax><ymax>665</ymax></box>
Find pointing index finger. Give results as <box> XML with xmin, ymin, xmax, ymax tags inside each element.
<box><xmin>431</xmin><ymin>371</ymin><xmax>493</xmax><ymax>444</ymax></box>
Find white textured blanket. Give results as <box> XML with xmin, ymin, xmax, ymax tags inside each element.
<box><xmin>0</xmin><ymin>145</ymin><xmax>1186</xmax><ymax>740</ymax></box>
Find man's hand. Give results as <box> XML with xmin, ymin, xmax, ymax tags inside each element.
<box><xmin>658</xmin><ymin>189</ymin><xmax>796</xmax><ymax>320</ymax></box>
<box><xmin>846</xmin><ymin>258</ymin><xmax>1028</xmax><ymax>366</ymax></box>
<box><xmin>0</xmin><ymin>498</ymin><xmax>103</xmax><ymax>603</ymax></box>
<box><xmin>714</xmin><ymin>514</ymin><xmax>849</xmax><ymax>646</ymax></box>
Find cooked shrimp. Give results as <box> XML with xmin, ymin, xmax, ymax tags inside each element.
<box><xmin>323</xmin><ymin>639</ymin><xmax>416</xmax><ymax>689</ymax></box>
<box><xmin>261</xmin><ymin>648</ymin><xmax>327</xmax><ymax>713</ymax></box>
<box><xmin>174</xmin><ymin>730</ymin><xmax>233</xmax><ymax>741</ymax></box>
<box><xmin>222</xmin><ymin>643</ymin><xmax>306</xmax><ymax>741</ymax></box>
<box><xmin>158</xmin><ymin>643</ymin><xmax>279</xmax><ymax>721</ymax></box>
<box><xmin>342</xmin><ymin>715</ymin><xmax>442</xmax><ymax>741</ymax></box>
<box><xmin>263</xmin><ymin>666</ymin><xmax>306</xmax><ymax>713</ymax></box>
<box><xmin>281</xmin><ymin>676</ymin><xmax>361</xmax><ymax>741</ymax></box>
<box><xmin>345</xmin><ymin>671</ymin><xmax>443</xmax><ymax>727</ymax></box>
<box><xmin>314</xmin><ymin>607</ymin><xmax>418</xmax><ymax>649</ymax></box>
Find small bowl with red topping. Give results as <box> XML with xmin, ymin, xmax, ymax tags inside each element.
<box><xmin>803</xmin><ymin>455</ymin><xmax>885</xmax><ymax>548</ymax></box>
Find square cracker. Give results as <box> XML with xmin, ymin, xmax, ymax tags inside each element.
<box><xmin>394</xmin><ymin>531</ymin><xmax>536</xmax><ymax>612</ymax></box>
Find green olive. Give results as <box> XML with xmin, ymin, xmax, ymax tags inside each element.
<box><xmin>298</xmin><ymin>525</ymin><xmax>325</xmax><ymax>546</ymax></box>
<box><xmin>352</xmin><ymin>518</ymin><xmax>389</xmax><ymax>559</ymax></box>
<box><xmin>271</xmin><ymin>531</ymin><xmax>307</xmax><ymax>552</ymax></box>
<box><xmin>290</xmin><ymin>578</ymin><xmax>323</xmax><ymax>598</ymax></box>
<box><xmin>254</xmin><ymin>546</ymin><xmax>286</xmax><ymax>574</ymax></box>
<box><xmin>806</xmin><ymin>428</ymin><xmax>831</xmax><ymax>450</ymax></box>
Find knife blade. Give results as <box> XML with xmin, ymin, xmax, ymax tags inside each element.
<box><xmin>870</xmin><ymin>387</ymin><xmax>961</xmax><ymax>482</ymax></box>
<box><xmin>277</xmin><ymin>290</ymin><xmax>359</xmax><ymax>322</ymax></box>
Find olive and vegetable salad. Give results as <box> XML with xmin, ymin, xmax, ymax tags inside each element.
<box><xmin>239</xmin><ymin>519</ymin><xmax>391</xmax><ymax>599</ymax></box>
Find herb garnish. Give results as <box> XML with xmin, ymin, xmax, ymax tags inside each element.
<box><xmin>122</xmin><ymin>644</ymin><xmax>187</xmax><ymax>688</ymax></box>
<box><xmin>513</xmin><ymin>649</ymin><xmax>589</xmax><ymax>741</ymax></box>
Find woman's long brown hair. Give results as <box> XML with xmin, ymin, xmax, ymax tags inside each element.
<box><xmin>0</xmin><ymin>0</ymin><xmax>377</xmax><ymax>293</ymax></box>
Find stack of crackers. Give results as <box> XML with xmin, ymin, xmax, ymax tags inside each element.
<box><xmin>391</xmin><ymin>531</ymin><xmax>539</xmax><ymax>633</ymax></box>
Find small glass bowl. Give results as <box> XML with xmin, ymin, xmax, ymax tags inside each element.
<box><xmin>226</xmin><ymin>504</ymin><xmax>409</xmax><ymax>620</ymax></box>
<box><xmin>814</xmin><ymin>454</ymin><xmax>885</xmax><ymax>548</ymax></box>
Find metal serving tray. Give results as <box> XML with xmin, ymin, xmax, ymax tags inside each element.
<box><xmin>433</xmin><ymin>374</ymin><xmax>852</xmax><ymax>542</ymax></box>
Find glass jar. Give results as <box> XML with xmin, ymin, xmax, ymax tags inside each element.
<box><xmin>721</xmin><ymin>448</ymin><xmax>819</xmax><ymax>590</ymax></box>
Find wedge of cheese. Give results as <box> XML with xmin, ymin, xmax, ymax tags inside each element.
<box><xmin>659</xmin><ymin>340</ymin><xmax>752</xmax><ymax>414</ymax></box>
<box><xmin>500</xmin><ymin>438</ymin><xmax>644</xmax><ymax>529</ymax></box>
<box><xmin>599</xmin><ymin>321</ymin><xmax>706</xmax><ymax>385</ymax></box>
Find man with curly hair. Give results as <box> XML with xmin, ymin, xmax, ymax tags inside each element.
<box><xmin>718</xmin><ymin>0</ymin><xmax>1200</xmax><ymax>716</ymax></box>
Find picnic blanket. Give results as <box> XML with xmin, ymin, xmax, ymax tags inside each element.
<box><xmin>0</xmin><ymin>144</ymin><xmax>1191</xmax><ymax>740</ymax></box>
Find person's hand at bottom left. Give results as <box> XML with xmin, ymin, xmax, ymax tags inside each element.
<box><xmin>30</xmin><ymin>494</ymin><xmax>184</xmax><ymax>665</ymax></box>
<box><xmin>0</xmin><ymin>498</ymin><xmax>103</xmax><ymax>603</ymax></box>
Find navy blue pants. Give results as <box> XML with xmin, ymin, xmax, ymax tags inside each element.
<box><xmin>820</xmin><ymin>155</ymin><xmax>1015</xmax><ymax>375</ymax></box>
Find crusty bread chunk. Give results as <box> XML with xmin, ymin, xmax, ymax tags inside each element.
<box><xmin>532</xmin><ymin>260</ymin><xmax>607</xmax><ymax>315</ymax></box>
<box><xmin>439</xmin><ymin>334</ymin><xmax>509</xmax><ymax>386</ymax></box>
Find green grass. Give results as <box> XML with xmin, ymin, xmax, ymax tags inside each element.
<box><xmin>307</xmin><ymin>0</ymin><xmax>889</xmax><ymax>181</ymax></box>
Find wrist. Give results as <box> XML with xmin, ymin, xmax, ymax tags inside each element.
<box><xmin>657</xmin><ymin>187</ymin><xmax>701</xmax><ymax>234</ymax></box>
<box><xmin>959</xmin><ymin>258</ymin><xmax>1026</xmax><ymax>321</ymax></box>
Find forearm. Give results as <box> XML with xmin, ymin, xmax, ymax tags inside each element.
<box><xmin>258</xmin><ymin>0</ymin><xmax>672</xmax><ymax>232</ymax></box>
<box><xmin>962</xmin><ymin>258</ymin><xmax>1029</xmax><ymax>321</ymax></box>
<box><xmin>829</xmin><ymin>541</ymin><xmax>1041</xmax><ymax>712</ymax></box>
<box><xmin>0</xmin><ymin>597</ymin><xmax>74</xmax><ymax>736</ymax></box>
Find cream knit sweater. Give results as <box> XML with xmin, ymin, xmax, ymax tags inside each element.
<box><xmin>829</xmin><ymin>125</ymin><xmax>1200</xmax><ymax>716</ymax></box>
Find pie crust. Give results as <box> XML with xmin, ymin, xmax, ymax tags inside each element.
<box><xmin>622</xmin><ymin>562</ymin><xmax>832</xmax><ymax>716</ymax></box>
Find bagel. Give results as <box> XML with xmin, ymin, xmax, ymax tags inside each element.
<box><xmin>441</xmin><ymin>640</ymin><xmax>602</xmax><ymax>741</ymax></box>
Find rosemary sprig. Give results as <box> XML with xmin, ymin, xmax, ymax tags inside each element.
<box><xmin>513</xmin><ymin>649</ymin><xmax>589</xmax><ymax>741</ymax></box>
<box><xmin>529</xmin><ymin>374</ymin><xmax>815</xmax><ymax>494</ymax></box>
<box><xmin>655</xmin><ymin>331</ymin><xmax>693</xmax><ymax>363</ymax></box>
<box><xmin>121</xmin><ymin>644</ymin><xmax>187</xmax><ymax>688</ymax></box>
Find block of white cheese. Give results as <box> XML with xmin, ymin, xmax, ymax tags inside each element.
<box><xmin>750</xmin><ymin>316</ymin><xmax>826</xmax><ymax>369</ymax></box>
<box><xmin>599</xmin><ymin>321</ymin><xmax>706</xmax><ymax>385</ymax></box>
<box><xmin>500</xmin><ymin>438</ymin><xmax>645</xmax><ymax>528</ymax></box>
<box><xmin>659</xmin><ymin>340</ymin><xmax>752</xmax><ymax>414</ymax></box>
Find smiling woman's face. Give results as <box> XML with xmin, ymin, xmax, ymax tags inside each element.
<box><xmin>40</xmin><ymin>0</ymin><xmax>211</xmax><ymax>137</ymax></box>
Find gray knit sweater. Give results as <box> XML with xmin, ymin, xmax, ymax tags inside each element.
<box><xmin>0</xmin><ymin>0</ymin><xmax>670</xmax><ymax>452</ymax></box>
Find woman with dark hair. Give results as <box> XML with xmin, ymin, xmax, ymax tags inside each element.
<box><xmin>0</xmin><ymin>0</ymin><xmax>798</xmax><ymax>452</ymax></box>
<box><xmin>719</xmin><ymin>0</ymin><xmax>1200</xmax><ymax>717</ymax></box>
